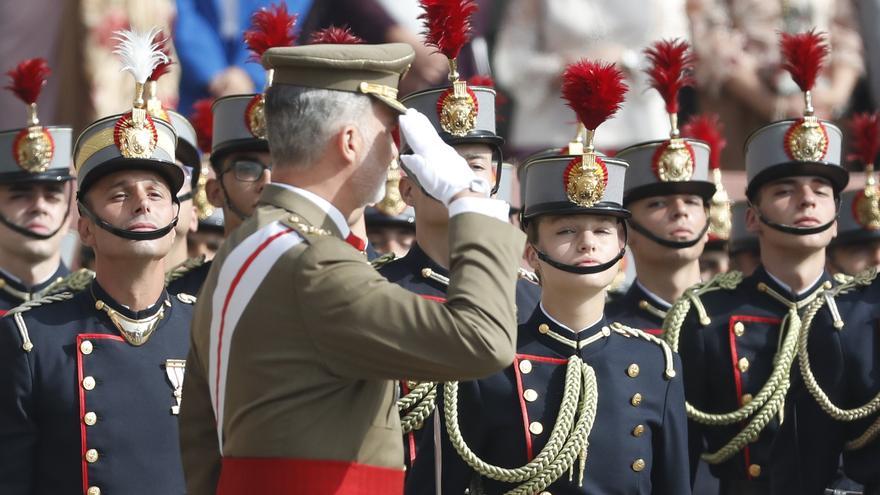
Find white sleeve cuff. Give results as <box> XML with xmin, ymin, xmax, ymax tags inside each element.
<box><xmin>447</xmin><ymin>197</ymin><xmax>510</xmax><ymax>223</ymax></box>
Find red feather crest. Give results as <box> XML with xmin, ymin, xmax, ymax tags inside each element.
<box><xmin>847</xmin><ymin>112</ymin><xmax>880</xmax><ymax>167</ymax></box>
<box><xmin>244</xmin><ymin>3</ymin><xmax>298</xmax><ymax>61</ymax></box>
<box><xmin>5</xmin><ymin>58</ymin><xmax>51</xmax><ymax>105</ymax></box>
<box><xmin>561</xmin><ymin>60</ymin><xmax>628</xmax><ymax>131</ymax></box>
<box><xmin>780</xmin><ymin>29</ymin><xmax>828</xmax><ymax>92</ymax></box>
<box><xmin>682</xmin><ymin>113</ymin><xmax>726</xmax><ymax>170</ymax></box>
<box><xmin>309</xmin><ymin>26</ymin><xmax>364</xmax><ymax>45</ymax></box>
<box><xmin>644</xmin><ymin>39</ymin><xmax>694</xmax><ymax>114</ymax></box>
<box><xmin>149</xmin><ymin>32</ymin><xmax>174</xmax><ymax>81</ymax></box>
<box><xmin>189</xmin><ymin>98</ymin><xmax>214</xmax><ymax>154</ymax></box>
<box><xmin>418</xmin><ymin>0</ymin><xmax>478</xmax><ymax>60</ymax></box>
<box><xmin>468</xmin><ymin>75</ymin><xmax>494</xmax><ymax>87</ymax></box>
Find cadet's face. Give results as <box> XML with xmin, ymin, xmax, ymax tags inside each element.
<box><xmin>627</xmin><ymin>194</ymin><xmax>708</xmax><ymax>263</ymax></box>
<box><xmin>748</xmin><ymin>176</ymin><xmax>837</xmax><ymax>251</ymax></box>
<box><xmin>354</xmin><ymin>103</ymin><xmax>399</xmax><ymax>206</ymax></box>
<box><xmin>215</xmin><ymin>151</ymin><xmax>272</xmax><ymax>222</ymax></box>
<box><xmin>731</xmin><ymin>249</ymin><xmax>761</xmax><ymax>276</ymax></box>
<box><xmin>367</xmin><ymin>226</ymin><xmax>415</xmax><ymax>258</ymax></box>
<box><xmin>404</xmin><ymin>143</ymin><xmax>497</xmax><ymax>227</ymax></box>
<box><xmin>528</xmin><ymin>214</ymin><xmax>625</xmax><ymax>291</ymax></box>
<box><xmin>0</xmin><ymin>181</ymin><xmax>71</xmax><ymax>262</ymax></box>
<box><xmin>79</xmin><ymin>170</ymin><xmax>177</xmax><ymax>260</ymax></box>
<box><xmin>828</xmin><ymin>239</ymin><xmax>880</xmax><ymax>275</ymax></box>
<box><xmin>699</xmin><ymin>249</ymin><xmax>729</xmax><ymax>280</ymax></box>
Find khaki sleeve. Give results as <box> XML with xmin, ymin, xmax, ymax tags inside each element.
<box><xmin>179</xmin><ymin>303</ymin><xmax>222</xmax><ymax>495</ymax></box>
<box><xmin>298</xmin><ymin>213</ymin><xmax>525</xmax><ymax>382</ymax></box>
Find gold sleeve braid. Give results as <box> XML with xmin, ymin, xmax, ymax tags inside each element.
<box><xmin>444</xmin><ymin>356</ymin><xmax>598</xmax><ymax>494</ymax></box>
<box><xmin>661</xmin><ymin>271</ymin><xmax>822</xmax><ymax>464</ymax></box>
<box><xmin>797</xmin><ymin>267</ymin><xmax>880</xmax><ymax>450</ymax></box>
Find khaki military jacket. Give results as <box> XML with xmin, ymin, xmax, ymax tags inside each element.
<box><xmin>179</xmin><ymin>183</ymin><xmax>525</xmax><ymax>494</ymax></box>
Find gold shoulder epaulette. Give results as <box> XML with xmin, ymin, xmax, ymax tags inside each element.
<box><xmin>280</xmin><ymin>214</ymin><xmax>332</xmax><ymax>238</ymax></box>
<box><xmin>38</xmin><ymin>268</ymin><xmax>94</xmax><ymax>297</ymax></box>
<box><xmin>370</xmin><ymin>252</ymin><xmax>396</xmax><ymax>269</ymax></box>
<box><xmin>830</xmin><ymin>266</ymin><xmax>877</xmax><ymax>297</ymax></box>
<box><xmin>663</xmin><ymin>270</ymin><xmax>744</xmax><ymax>336</ymax></box>
<box><xmin>165</xmin><ymin>256</ymin><xmax>206</xmax><ymax>284</ymax></box>
<box><xmin>610</xmin><ymin>322</ymin><xmax>676</xmax><ymax>379</ymax></box>
<box><xmin>6</xmin><ymin>291</ymin><xmax>78</xmax><ymax>353</ymax></box>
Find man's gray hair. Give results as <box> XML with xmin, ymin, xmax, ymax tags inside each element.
<box><xmin>265</xmin><ymin>85</ymin><xmax>373</xmax><ymax>167</ymax></box>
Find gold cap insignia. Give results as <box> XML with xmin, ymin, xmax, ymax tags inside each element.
<box><xmin>784</xmin><ymin>116</ymin><xmax>829</xmax><ymax>162</ymax></box>
<box><xmin>652</xmin><ymin>138</ymin><xmax>695</xmax><ymax>182</ymax></box>
<box><xmin>245</xmin><ymin>94</ymin><xmax>267</xmax><ymax>139</ymax></box>
<box><xmin>853</xmin><ymin>188</ymin><xmax>880</xmax><ymax>230</ymax></box>
<box><xmin>437</xmin><ymin>81</ymin><xmax>478</xmax><ymax>137</ymax></box>
<box><xmin>13</xmin><ymin>125</ymin><xmax>54</xmax><ymax>173</ymax></box>
<box><xmin>113</xmin><ymin>108</ymin><xmax>158</xmax><ymax>159</ymax></box>
<box><xmin>564</xmin><ymin>154</ymin><xmax>608</xmax><ymax>208</ymax></box>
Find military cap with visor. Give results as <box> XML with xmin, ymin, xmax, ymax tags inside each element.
<box><xmin>0</xmin><ymin>58</ymin><xmax>75</xmax><ymax>240</ymax></box>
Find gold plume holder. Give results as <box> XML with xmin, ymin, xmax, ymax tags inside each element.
<box><xmin>709</xmin><ymin>168</ymin><xmax>732</xmax><ymax>239</ymax></box>
<box><xmin>567</xmin><ymin>123</ymin><xmax>586</xmax><ymax>155</ymax></box>
<box><xmin>144</xmin><ymin>80</ymin><xmax>169</xmax><ymax>122</ymax></box>
<box><xmin>856</xmin><ymin>164</ymin><xmax>880</xmax><ymax>230</ymax></box>
<box><xmin>786</xmin><ymin>90</ymin><xmax>828</xmax><ymax>162</ymax></box>
<box><xmin>375</xmin><ymin>159</ymin><xmax>407</xmax><ymax>216</ymax></box>
<box><xmin>439</xmin><ymin>58</ymin><xmax>477</xmax><ymax>137</ymax></box>
<box><xmin>655</xmin><ymin>112</ymin><xmax>694</xmax><ymax>182</ymax></box>
<box><xmin>565</xmin><ymin>128</ymin><xmax>606</xmax><ymax>207</ymax></box>
<box><xmin>14</xmin><ymin>102</ymin><xmax>54</xmax><ymax>173</ymax></box>
<box><xmin>194</xmin><ymin>163</ymin><xmax>214</xmax><ymax>220</ymax></box>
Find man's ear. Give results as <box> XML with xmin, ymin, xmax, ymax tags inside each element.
<box><xmin>336</xmin><ymin>124</ymin><xmax>361</xmax><ymax>169</ymax></box>
<box><xmin>78</xmin><ymin>215</ymin><xmax>95</xmax><ymax>249</ymax></box>
<box><xmin>745</xmin><ymin>205</ymin><xmax>760</xmax><ymax>234</ymax></box>
<box><xmin>399</xmin><ymin>175</ymin><xmax>418</xmax><ymax>207</ymax></box>
<box><xmin>205</xmin><ymin>178</ymin><xmax>223</xmax><ymax>208</ymax></box>
<box><xmin>525</xmin><ymin>242</ymin><xmax>540</xmax><ymax>271</ymax></box>
<box><xmin>188</xmin><ymin>204</ymin><xmax>199</xmax><ymax>233</ymax></box>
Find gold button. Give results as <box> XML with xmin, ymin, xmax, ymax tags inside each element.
<box><xmin>741</xmin><ymin>393</ymin><xmax>753</xmax><ymax>406</ymax></box>
<box><xmin>82</xmin><ymin>376</ymin><xmax>96</xmax><ymax>391</ymax></box>
<box><xmin>738</xmin><ymin>357</ymin><xmax>750</xmax><ymax>373</ymax></box>
<box><xmin>631</xmin><ymin>393</ymin><xmax>643</xmax><ymax>407</ymax></box>
<box><xmin>632</xmin><ymin>424</ymin><xmax>645</xmax><ymax>437</ymax></box>
<box><xmin>519</xmin><ymin>360</ymin><xmax>533</xmax><ymax>374</ymax></box>
<box><xmin>83</xmin><ymin>412</ymin><xmax>97</xmax><ymax>426</ymax></box>
<box><xmin>632</xmin><ymin>458</ymin><xmax>646</xmax><ymax>472</ymax></box>
<box><xmin>0</xmin><ymin>279</ymin><xmax>5</xmax><ymax>288</ymax></box>
<box><xmin>80</xmin><ymin>340</ymin><xmax>93</xmax><ymax>355</ymax></box>
<box><xmin>523</xmin><ymin>389</ymin><xmax>538</xmax><ymax>402</ymax></box>
<box><xmin>748</xmin><ymin>464</ymin><xmax>762</xmax><ymax>477</ymax></box>
<box><xmin>823</xmin><ymin>281</ymin><xmax>833</xmax><ymax>289</ymax></box>
<box><xmin>529</xmin><ymin>421</ymin><xmax>544</xmax><ymax>435</ymax></box>
<box><xmin>734</xmin><ymin>322</ymin><xmax>745</xmax><ymax>337</ymax></box>
<box><xmin>85</xmin><ymin>448</ymin><xmax>99</xmax><ymax>463</ymax></box>
<box><xmin>87</xmin><ymin>487</ymin><xmax>101</xmax><ymax>495</ymax></box>
<box><xmin>638</xmin><ymin>300</ymin><xmax>648</xmax><ymax>310</ymax></box>
<box><xmin>539</xmin><ymin>492</ymin><xmax>551</xmax><ymax>495</ymax></box>
<box><xmin>627</xmin><ymin>364</ymin><xmax>640</xmax><ymax>378</ymax></box>
<box><xmin>538</xmin><ymin>323</ymin><xmax>550</xmax><ymax>334</ymax></box>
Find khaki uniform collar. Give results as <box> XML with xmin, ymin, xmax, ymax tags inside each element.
<box><xmin>259</xmin><ymin>184</ymin><xmax>346</xmax><ymax>240</ymax></box>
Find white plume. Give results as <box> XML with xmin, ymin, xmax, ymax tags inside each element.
<box><xmin>112</xmin><ymin>27</ymin><xmax>168</xmax><ymax>84</ymax></box>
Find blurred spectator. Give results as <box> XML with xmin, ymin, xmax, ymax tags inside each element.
<box><xmin>493</xmin><ymin>0</ymin><xmax>689</xmax><ymax>157</ymax></box>
<box><xmin>300</xmin><ymin>0</ymin><xmax>448</xmax><ymax>94</ymax></box>
<box><xmin>856</xmin><ymin>0</ymin><xmax>880</xmax><ymax>109</ymax></box>
<box><xmin>174</xmin><ymin>0</ymin><xmax>312</xmax><ymax>115</ymax></box>
<box><xmin>688</xmin><ymin>0</ymin><xmax>863</xmax><ymax>168</ymax></box>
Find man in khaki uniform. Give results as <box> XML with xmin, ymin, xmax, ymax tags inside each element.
<box><xmin>179</xmin><ymin>43</ymin><xmax>526</xmax><ymax>495</ymax></box>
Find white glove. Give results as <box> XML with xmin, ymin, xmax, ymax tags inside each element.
<box><xmin>398</xmin><ymin>108</ymin><xmax>483</xmax><ymax>206</ymax></box>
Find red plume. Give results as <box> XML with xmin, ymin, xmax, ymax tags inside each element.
<box><xmin>309</xmin><ymin>26</ymin><xmax>364</xmax><ymax>45</ymax></box>
<box><xmin>418</xmin><ymin>0</ymin><xmax>478</xmax><ymax>60</ymax></box>
<box><xmin>847</xmin><ymin>112</ymin><xmax>880</xmax><ymax>167</ymax></box>
<box><xmin>468</xmin><ymin>75</ymin><xmax>494</xmax><ymax>87</ymax></box>
<box><xmin>149</xmin><ymin>32</ymin><xmax>174</xmax><ymax>81</ymax></box>
<box><xmin>5</xmin><ymin>58</ymin><xmax>51</xmax><ymax>105</ymax></box>
<box><xmin>189</xmin><ymin>98</ymin><xmax>214</xmax><ymax>154</ymax></box>
<box><xmin>644</xmin><ymin>39</ymin><xmax>694</xmax><ymax>114</ymax></box>
<box><xmin>244</xmin><ymin>3</ymin><xmax>298</xmax><ymax>61</ymax></box>
<box><xmin>682</xmin><ymin>113</ymin><xmax>726</xmax><ymax>170</ymax></box>
<box><xmin>780</xmin><ymin>29</ymin><xmax>828</xmax><ymax>92</ymax></box>
<box><xmin>561</xmin><ymin>60</ymin><xmax>628</xmax><ymax>131</ymax></box>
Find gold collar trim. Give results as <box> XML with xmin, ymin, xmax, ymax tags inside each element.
<box><xmin>91</xmin><ymin>287</ymin><xmax>170</xmax><ymax>346</ymax></box>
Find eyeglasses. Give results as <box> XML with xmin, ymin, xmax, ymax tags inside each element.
<box><xmin>222</xmin><ymin>159</ymin><xmax>272</xmax><ymax>182</ymax></box>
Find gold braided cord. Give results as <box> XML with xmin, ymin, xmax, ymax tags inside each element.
<box><xmin>846</xmin><ymin>414</ymin><xmax>880</xmax><ymax>450</ymax></box>
<box><xmin>794</xmin><ymin>269</ymin><xmax>880</xmax><ymax>452</ymax></box>
<box><xmin>444</xmin><ymin>356</ymin><xmax>598</xmax><ymax>493</ymax></box>
<box><xmin>398</xmin><ymin>382</ymin><xmax>437</xmax><ymax>434</ymax></box>
<box><xmin>610</xmin><ymin>323</ymin><xmax>677</xmax><ymax>379</ymax></box>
